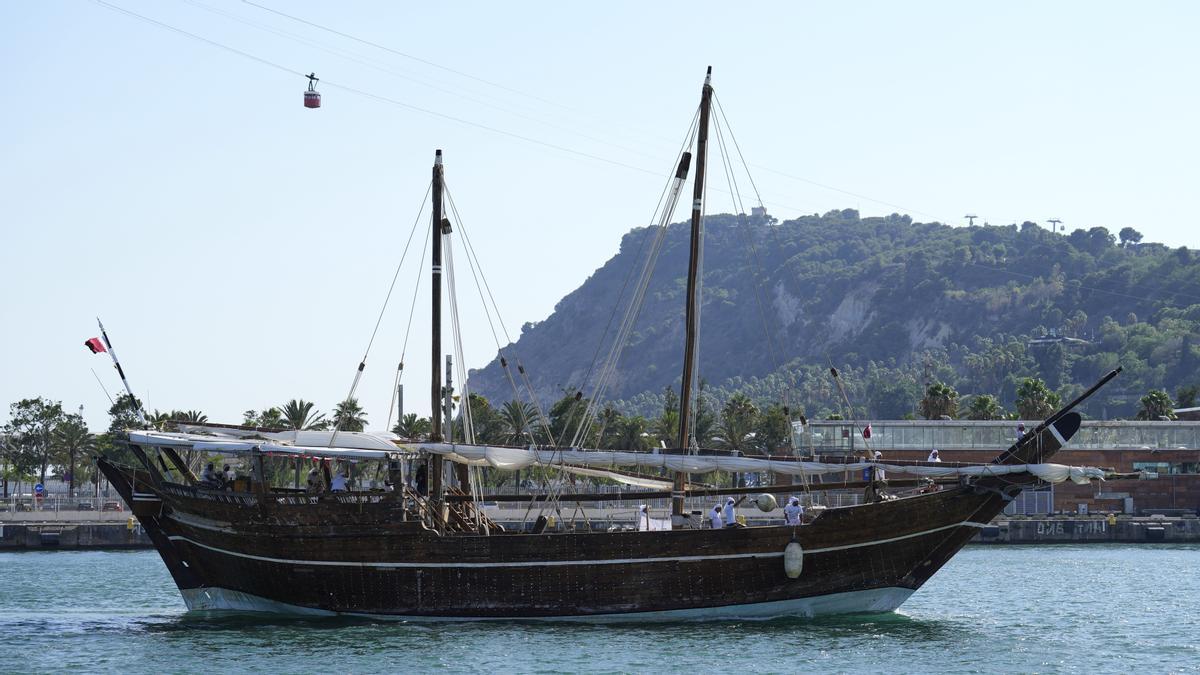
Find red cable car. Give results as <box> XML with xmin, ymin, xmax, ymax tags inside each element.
<box><xmin>304</xmin><ymin>73</ymin><xmax>321</xmax><ymax>109</ymax></box>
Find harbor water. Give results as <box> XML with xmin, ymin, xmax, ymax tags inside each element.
<box><xmin>2</xmin><ymin>546</ymin><xmax>1197</xmax><ymax>673</ymax></box>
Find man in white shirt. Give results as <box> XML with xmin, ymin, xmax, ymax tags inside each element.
<box><xmin>200</xmin><ymin>463</ymin><xmax>220</xmax><ymax>488</ymax></box>
<box><xmin>722</xmin><ymin>496</ymin><xmax>737</xmax><ymax>527</ymax></box>
<box><xmin>709</xmin><ymin>504</ymin><xmax>724</xmax><ymax>529</ymax></box>
<box><xmin>928</xmin><ymin>448</ymin><xmax>942</xmax><ymax>463</ymax></box>
<box><xmin>783</xmin><ymin>497</ymin><xmax>804</xmax><ymax>525</ymax></box>
<box><xmin>330</xmin><ymin>471</ymin><xmax>349</xmax><ymax>492</ymax></box>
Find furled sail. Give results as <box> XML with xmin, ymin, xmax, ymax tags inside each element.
<box><xmin>414</xmin><ymin>442</ymin><xmax>1107</xmax><ymax>485</ymax></box>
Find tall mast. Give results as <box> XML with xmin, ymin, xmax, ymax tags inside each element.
<box><xmin>430</xmin><ymin>149</ymin><xmax>445</xmax><ymax>444</ymax></box>
<box><xmin>674</xmin><ymin>66</ymin><xmax>713</xmax><ymax>520</ymax></box>
<box><xmin>429</xmin><ymin>149</ymin><xmax>446</xmax><ymax>516</ymax></box>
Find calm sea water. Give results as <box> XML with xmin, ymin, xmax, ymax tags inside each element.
<box><xmin>1</xmin><ymin>546</ymin><xmax>1197</xmax><ymax>674</ymax></box>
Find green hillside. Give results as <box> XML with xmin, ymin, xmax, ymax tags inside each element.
<box><xmin>468</xmin><ymin>210</ymin><xmax>1199</xmax><ymax>420</ymax></box>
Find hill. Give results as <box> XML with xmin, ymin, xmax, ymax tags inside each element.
<box><xmin>468</xmin><ymin>210</ymin><xmax>1200</xmax><ymax>420</ymax></box>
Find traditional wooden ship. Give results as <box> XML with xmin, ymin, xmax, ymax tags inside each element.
<box><xmin>97</xmin><ymin>68</ymin><xmax>1121</xmax><ymax>621</ymax></box>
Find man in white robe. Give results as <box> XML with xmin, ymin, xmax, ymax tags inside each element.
<box><xmin>784</xmin><ymin>497</ymin><xmax>804</xmax><ymax>525</ymax></box>
<box><xmin>709</xmin><ymin>505</ymin><xmax>724</xmax><ymax>529</ymax></box>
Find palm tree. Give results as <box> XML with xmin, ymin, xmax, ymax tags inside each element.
<box><xmin>392</xmin><ymin>413</ymin><xmax>432</xmax><ymax>440</ymax></box>
<box><xmin>147</xmin><ymin>410</ymin><xmax>175</xmax><ymax>431</ymax></box>
<box><xmin>919</xmin><ymin>382</ymin><xmax>959</xmax><ymax>420</ymax></box>
<box><xmin>613</xmin><ymin>416</ymin><xmax>649</xmax><ymax>452</ymax></box>
<box><xmin>279</xmin><ymin>399</ymin><xmax>326</xmax><ymax>430</ymax></box>
<box><xmin>1136</xmin><ymin>389</ymin><xmax>1175</xmax><ymax>420</ymax></box>
<box><xmin>651</xmin><ymin>410</ymin><xmax>679</xmax><ymax>448</ymax></box>
<box><xmin>333</xmin><ymin>398</ymin><xmax>368</xmax><ymax>432</ymax></box>
<box><xmin>52</xmin><ymin>415</ymin><xmax>95</xmax><ymax>497</ymax></box>
<box><xmin>714</xmin><ymin>394</ymin><xmax>757</xmax><ymax>453</ymax></box>
<box><xmin>498</xmin><ymin>400</ymin><xmax>538</xmax><ymax>445</ymax></box>
<box><xmin>965</xmin><ymin>394</ymin><xmax>1004</xmax><ymax>420</ymax></box>
<box><xmin>258</xmin><ymin>407</ymin><xmax>285</xmax><ymax>428</ymax></box>
<box><xmin>1015</xmin><ymin>377</ymin><xmax>1060</xmax><ymax>420</ymax></box>
<box><xmin>180</xmin><ymin>410</ymin><xmax>208</xmax><ymax>423</ymax></box>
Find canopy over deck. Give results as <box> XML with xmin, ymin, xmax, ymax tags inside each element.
<box><xmin>124</xmin><ymin>429</ymin><xmax>1108</xmax><ymax>485</ymax></box>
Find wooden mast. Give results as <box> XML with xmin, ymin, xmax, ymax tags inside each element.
<box><xmin>429</xmin><ymin>149</ymin><xmax>446</xmax><ymax>513</ymax></box>
<box><xmin>674</xmin><ymin>66</ymin><xmax>713</xmax><ymax>521</ymax></box>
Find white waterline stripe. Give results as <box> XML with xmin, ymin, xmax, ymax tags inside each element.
<box><xmin>166</xmin><ymin>520</ymin><xmax>986</xmax><ymax>569</ymax></box>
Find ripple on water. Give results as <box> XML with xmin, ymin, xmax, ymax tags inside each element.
<box><xmin>2</xmin><ymin>546</ymin><xmax>1198</xmax><ymax>673</ymax></box>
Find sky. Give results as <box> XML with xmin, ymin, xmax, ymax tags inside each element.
<box><xmin>3</xmin><ymin>1</ymin><xmax>1198</xmax><ymax>432</ymax></box>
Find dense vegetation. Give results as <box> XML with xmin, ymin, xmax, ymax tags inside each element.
<box><xmin>469</xmin><ymin>210</ymin><xmax>1199</xmax><ymax>420</ymax></box>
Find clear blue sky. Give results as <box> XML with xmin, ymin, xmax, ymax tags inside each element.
<box><xmin>3</xmin><ymin>0</ymin><xmax>1197</xmax><ymax>431</ymax></box>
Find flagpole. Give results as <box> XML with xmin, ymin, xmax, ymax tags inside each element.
<box><xmin>96</xmin><ymin>317</ymin><xmax>147</xmax><ymax>425</ymax></box>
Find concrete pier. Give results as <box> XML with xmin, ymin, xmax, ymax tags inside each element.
<box><xmin>0</xmin><ymin>521</ymin><xmax>150</xmax><ymax>550</ymax></box>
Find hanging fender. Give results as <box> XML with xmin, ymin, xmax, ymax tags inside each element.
<box><xmin>784</xmin><ymin>539</ymin><xmax>804</xmax><ymax>579</ymax></box>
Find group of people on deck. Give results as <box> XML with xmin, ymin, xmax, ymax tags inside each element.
<box><xmin>305</xmin><ymin>462</ymin><xmax>351</xmax><ymax>494</ymax></box>
<box><xmin>705</xmin><ymin>495</ymin><xmax>807</xmax><ymax>528</ymax></box>
<box><xmin>198</xmin><ymin>463</ymin><xmax>237</xmax><ymax>489</ymax></box>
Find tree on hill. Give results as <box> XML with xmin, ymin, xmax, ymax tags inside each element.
<box><xmin>1015</xmin><ymin>378</ymin><xmax>1061</xmax><ymax>419</ymax></box>
<box><xmin>1136</xmin><ymin>390</ymin><xmax>1175</xmax><ymax>420</ymax></box>
<box><xmin>919</xmin><ymin>382</ymin><xmax>959</xmax><ymax>420</ymax></box>
<box><xmin>1118</xmin><ymin>227</ymin><xmax>1143</xmax><ymax>248</ymax></box>
<box><xmin>965</xmin><ymin>394</ymin><xmax>1004</xmax><ymax>420</ymax></box>
<box><xmin>1176</xmin><ymin>386</ymin><xmax>1198</xmax><ymax>409</ymax></box>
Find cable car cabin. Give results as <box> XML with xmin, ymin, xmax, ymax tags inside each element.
<box><xmin>304</xmin><ymin>72</ymin><xmax>321</xmax><ymax>109</ymax></box>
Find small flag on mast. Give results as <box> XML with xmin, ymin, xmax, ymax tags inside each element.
<box><xmin>85</xmin><ymin>337</ymin><xmax>106</xmax><ymax>354</ymax></box>
<box><xmin>862</xmin><ymin>424</ymin><xmax>872</xmax><ymax>440</ymax></box>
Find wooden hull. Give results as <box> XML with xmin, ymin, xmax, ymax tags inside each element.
<box><xmin>99</xmin><ymin>413</ymin><xmax>1081</xmax><ymax>620</ymax></box>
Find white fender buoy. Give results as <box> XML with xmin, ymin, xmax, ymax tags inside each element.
<box><xmin>784</xmin><ymin>539</ymin><xmax>804</xmax><ymax>579</ymax></box>
<box><xmin>755</xmin><ymin>493</ymin><xmax>778</xmax><ymax>513</ymax></box>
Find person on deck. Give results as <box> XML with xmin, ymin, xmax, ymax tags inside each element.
<box><xmin>927</xmin><ymin>449</ymin><xmax>942</xmax><ymax>463</ymax></box>
<box><xmin>306</xmin><ymin>465</ymin><xmax>323</xmax><ymax>494</ymax></box>
<box><xmin>873</xmin><ymin>451</ymin><xmax>886</xmax><ymax>481</ymax></box>
<box><xmin>222</xmin><ymin>464</ymin><xmax>235</xmax><ymax>487</ymax></box>
<box><xmin>709</xmin><ymin>504</ymin><xmax>724</xmax><ymax>529</ymax></box>
<box><xmin>414</xmin><ymin>463</ymin><xmax>428</xmax><ymax>496</ymax></box>
<box><xmin>1016</xmin><ymin>423</ymin><xmax>1027</xmax><ymax>442</ymax></box>
<box><xmin>199</xmin><ymin>463</ymin><xmax>221</xmax><ymax>488</ymax></box>
<box><xmin>330</xmin><ymin>470</ymin><xmax>349</xmax><ymax>492</ymax></box>
<box><xmin>784</xmin><ymin>497</ymin><xmax>804</xmax><ymax>525</ymax></box>
<box><xmin>722</xmin><ymin>496</ymin><xmax>738</xmax><ymax>527</ymax></box>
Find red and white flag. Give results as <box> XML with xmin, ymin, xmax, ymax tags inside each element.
<box><xmin>84</xmin><ymin>337</ymin><xmax>106</xmax><ymax>354</ymax></box>
<box><xmin>862</xmin><ymin>424</ymin><xmax>872</xmax><ymax>440</ymax></box>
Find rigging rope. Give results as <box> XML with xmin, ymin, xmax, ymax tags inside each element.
<box><xmin>328</xmin><ymin>182</ymin><xmax>430</xmax><ymax>446</ymax></box>
<box><xmin>569</xmin><ymin>112</ymin><xmax>701</xmax><ymax>448</ymax></box>
<box><xmin>444</xmin><ymin>185</ymin><xmax>552</xmax><ymax>444</ymax></box>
